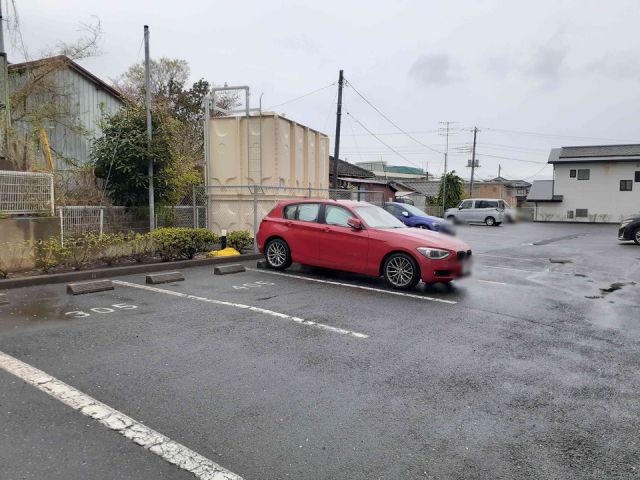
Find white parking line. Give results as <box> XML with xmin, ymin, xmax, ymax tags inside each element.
<box><xmin>245</xmin><ymin>269</ymin><xmax>457</xmax><ymax>305</ymax></box>
<box><xmin>0</xmin><ymin>350</ymin><xmax>242</xmax><ymax>480</ymax></box>
<box><xmin>112</xmin><ymin>280</ymin><xmax>368</xmax><ymax>339</ymax></box>
<box><xmin>477</xmin><ymin>279</ymin><xmax>508</xmax><ymax>285</ymax></box>
<box><xmin>481</xmin><ymin>265</ymin><xmax>541</xmax><ymax>273</ymax></box>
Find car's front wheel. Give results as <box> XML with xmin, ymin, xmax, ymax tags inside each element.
<box><xmin>383</xmin><ymin>253</ymin><xmax>420</xmax><ymax>290</ymax></box>
<box><xmin>485</xmin><ymin>216</ymin><xmax>496</xmax><ymax>226</ymax></box>
<box><xmin>634</xmin><ymin>228</ymin><xmax>640</xmax><ymax>245</ymax></box>
<box><xmin>446</xmin><ymin>215</ymin><xmax>458</xmax><ymax>224</ymax></box>
<box><xmin>265</xmin><ymin>238</ymin><xmax>292</xmax><ymax>270</ymax></box>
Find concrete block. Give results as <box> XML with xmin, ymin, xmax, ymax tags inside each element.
<box><xmin>145</xmin><ymin>272</ymin><xmax>184</xmax><ymax>284</ymax></box>
<box><xmin>67</xmin><ymin>280</ymin><xmax>114</xmax><ymax>295</ymax></box>
<box><xmin>256</xmin><ymin>259</ymin><xmax>268</xmax><ymax>269</ymax></box>
<box><xmin>214</xmin><ymin>264</ymin><xmax>246</xmax><ymax>275</ymax></box>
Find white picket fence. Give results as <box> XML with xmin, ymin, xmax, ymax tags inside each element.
<box><xmin>0</xmin><ymin>170</ymin><xmax>55</xmax><ymax>215</ymax></box>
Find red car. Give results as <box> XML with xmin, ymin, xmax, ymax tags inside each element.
<box><xmin>256</xmin><ymin>200</ymin><xmax>472</xmax><ymax>290</ymax></box>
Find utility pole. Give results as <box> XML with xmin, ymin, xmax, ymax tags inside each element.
<box><xmin>144</xmin><ymin>25</ymin><xmax>155</xmax><ymax>231</ymax></box>
<box><xmin>439</xmin><ymin>121</ymin><xmax>451</xmax><ymax>214</ymax></box>
<box><xmin>0</xmin><ymin>2</ymin><xmax>10</xmax><ymax>159</ymax></box>
<box><xmin>332</xmin><ymin>69</ymin><xmax>344</xmax><ymax>195</ymax></box>
<box><xmin>469</xmin><ymin>127</ymin><xmax>478</xmax><ymax>197</ymax></box>
<box><xmin>498</xmin><ymin>164</ymin><xmax>501</xmax><ymax>178</ymax></box>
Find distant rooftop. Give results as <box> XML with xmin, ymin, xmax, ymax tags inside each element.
<box><xmin>527</xmin><ymin>180</ymin><xmax>563</xmax><ymax>202</ymax></box>
<box><xmin>549</xmin><ymin>144</ymin><xmax>640</xmax><ymax>164</ymax></box>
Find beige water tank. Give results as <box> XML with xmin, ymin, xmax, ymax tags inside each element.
<box><xmin>205</xmin><ymin>113</ymin><xmax>330</xmax><ymax>235</ymax></box>
<box><xmin>205</xmin><ymin>112</ymin><xmax>329</xmax><ymax>188</ymax></box>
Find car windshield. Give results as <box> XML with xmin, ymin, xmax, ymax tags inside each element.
<box><xmin>355</xmin><ymin>205</ymin><xmax>406</xmax><ymax>229</ymax></box>
<box><xmin>402</xmin><ymin>204</ymin><xmax>428</xmax><ymax>216</ymax></box>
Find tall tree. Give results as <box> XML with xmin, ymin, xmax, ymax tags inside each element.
<box><xmin>91</xmin><ymin>104</ymin><xmax>199</xmax><ymax>207</ymax></box>
<box><xmin>436</xmin><ymin>171</ymin><xmax>465</xmax><ymax>210</ymax></box>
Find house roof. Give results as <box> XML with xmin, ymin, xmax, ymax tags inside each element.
<box><xmin>397</xmin><ymin>179</ymin><xmax>441</xmax><ymax>197</ymax></box>
<box><xmin>9</xmin><ymin>55</ymin><xmax>123</xmax><ymax>101</ymax></box>
<box><xmin>329</xmin><ymin>157</ymin><xmax>376</xmax><ymax>179</ymax></box>
<box><xmin>548</xmin><ymin>144</ymin><xmax>640</xmax><ymax>164</ymax></box>
<box><xmin>490</xmin><ymin>176</ymin><xmax>531</xmax><ymax>188</ymax></box>
<box><xmin>527</xmin><ymin>180</ymin><xmax>563</xmax><ymax>202</ymax></box>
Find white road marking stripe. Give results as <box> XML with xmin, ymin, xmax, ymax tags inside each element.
<box><xmin>474</xmin><ymin>253</ymin><xmax>542</xmax><ymax>262</ymax></box>
<box><xmin>112</xmin><ymin>280</ymin><xmax>368</xmax><ymax>339</ymax></box>
<box><xmin>481</xmin><ymin>265</ymin><xmax>540</xmax><ymax>273</ymax></box>
<box><xmin>477</xmin><ymin>279</ymin><xmax>508</xmax><ymax>285</ymax></box>
<box><xmin>245</xmin><ymin>269</ymin><xmax>457</xmax><ymax>305</ymax></box>
<box><xmin>0</xmin><ymin>350</ymin><xmax>242</xmax><ymax>480</ymax></box>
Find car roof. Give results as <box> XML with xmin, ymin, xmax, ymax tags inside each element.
<box><xmin>464</xmin><ymin>198</ymin><xmax>504</xmax><ymax>201</ymax></box>
<box><xmin>278</xmin><ymin>198</ymin><xmax>373</xmax><ymax>208</ymax></box>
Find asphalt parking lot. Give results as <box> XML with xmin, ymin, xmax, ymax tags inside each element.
<box><xmin>1</xmin><ymin>222</ymin><xmax>639</xmax><ymax>480</ymax></box>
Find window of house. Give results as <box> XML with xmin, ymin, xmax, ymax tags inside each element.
<box><xmin>635</xmin><ymin>171</ymin><xmax>640</xmax><ymax>182</ymax></box>
<box><xmin>620</xmin><ymin>180</ymin><xmax>633</xmax><ymax>191</ymax></box>
<box><xmin>576</xmin><ymin>209</ymin><xmax>588</xmax><ymax>218</ymax></box>
<box><xmin>324</xmin><ymin>205</ymin><xmax>353</xmax><ymax>227</ymax></box>
<box><xmin>577</xmin><ymin>169</ymin><xmax>590</xmax><ymax>180</ymax></box>
<box><xmin>567</xmin><ymin>210</ymin><xmax>574</xmax><ymax>219</ymax></box>
<box><xmin>569</xmin><ymin>169</ymin><xmax>576</xmax><ymax>178</ymax></box>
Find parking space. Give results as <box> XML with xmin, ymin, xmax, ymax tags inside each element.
<box><xmin>1</xmin><ymin>222</ymin><xmax>640</xmax><ymax>479</ymax></box>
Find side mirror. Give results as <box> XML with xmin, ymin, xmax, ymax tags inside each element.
<box><xmin>402</xmin><ymin>211</ymin><xmax>409</xmax><ymax>217</ymax></box>
<box><xmin>347</xmin><ymin>217</ymin><xmax>363</xmax><ymax>230</ymax></box>
<box><xmin>458</xmin><ymin>206</ymin><xmax>463</xmax><ymax>210</ymax></box>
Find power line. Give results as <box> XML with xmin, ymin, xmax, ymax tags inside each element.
<box><xmin>482</xmin><ymin>127</ymin><xmax>636</xmax><ymax>142</ymax></box>
<box><xmin>342</xmin><ymin>129</ymin><xmax>441</xmax><ymax>137</ymax></box>
<box><xmin>346</xmin><ymin>111</ymin><xmax>423</xmax><ymax>168</ymax></box>
<box><xmin>345</xmin><ymin>78</ymin><xmax>443</xmax><ymax>154</ymax></box>
<box><xmin>266</xmin><ymin>82</ymin><xmax>336</xmax><ymax>110</ymax></box>
<box><xmin>475</xmin><ymin>153</ymin><xmax>547</xmax><ymax>164</ymax></box>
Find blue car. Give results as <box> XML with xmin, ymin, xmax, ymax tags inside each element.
<box><xmin>383</xmin><ymin>202</ymin><xmax>456</xmax><ymax>235</ymax></box>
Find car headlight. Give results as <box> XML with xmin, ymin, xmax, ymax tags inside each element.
<box><xmin>417</xmin><ymin>247</ymin><xmax>451</xmax><ymax>260</ymax></box>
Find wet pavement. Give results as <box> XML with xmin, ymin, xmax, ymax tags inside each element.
<box><xmin>1</xmin><ymin>222</ymin><xmax>639</xmax><ymax>479</ymax></box>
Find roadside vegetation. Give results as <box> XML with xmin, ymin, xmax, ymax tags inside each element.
<box><xmin>0</xmin><ymin>228</ymin><xmax>253</xmax><ymax>278</ymax></box>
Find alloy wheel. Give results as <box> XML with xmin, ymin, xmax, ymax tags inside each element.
<box><xmin>267</xmin><ymin>241</ymin><xmax>287</xmax><ymax>267</ymax></box>
<box><xmin>385</xmin><ymin>256</ymin><xmax>415</xmax><ymax>287</ymax></box>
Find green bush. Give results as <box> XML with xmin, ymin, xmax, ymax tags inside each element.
<box><xmin>99</xmin><ymin>233</ymin><xmax>127</xmax><ymax>266</ymax></box>
<box><xmin>33</xmin><ymin>237</ymin><xmax>70</xmax><ymax>273</ymax></box>
<box><xmin>227</xmin><ymin>230</ymin><xmax>253</xmax><ymax>252</ymax></box>
<box><xmin>64</xmin><ymin>233</ymin><xmax>110</xmax><ymax>270</ymax></box>
<box><xmin>149</xmin><ymin>227</ymin><xmax>218</xmax><ymax>261</ymax></box>
<box><xmin>128</xmin><ymin>233</ymin><xmax>155</xmax><ymax>263</ymax></box>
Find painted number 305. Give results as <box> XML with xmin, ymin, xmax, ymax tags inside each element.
<box><xmin>65</xmin><ymin>304</ymin><xmax>137</xmax><ymax>318</ymax></box>
<box><xmin>233</xmin><ymin>281</ymin><xmax>274</xmax><ymax>290</ymax></box>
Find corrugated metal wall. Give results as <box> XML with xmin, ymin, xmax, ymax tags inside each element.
<box><xmin>10</xmin><ymin>66</ymin><xmax>123</xmax><ymax>171</ymax></box>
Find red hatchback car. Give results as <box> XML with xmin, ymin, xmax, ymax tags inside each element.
<box><xmin>256</xmin><ymin>200</ymin><xmax>472</xmax><ymax>290</ymax></box>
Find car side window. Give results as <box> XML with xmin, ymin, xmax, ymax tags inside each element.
<box><xmin>325</xmin><ymin>205</ymin><xmax>353</xmax><ymax>227</ymax></box>
<box><xmin>476</xmin><ymin>200</ymin><xmax>489</xmax><ymax>208</ymax></box>
<box><xmin>486</xmin><ymin>200</ymin><xmax>499</xmax><ymax>208</ymax></box>
<box><xmin>283</xmin><ymin>205</ymin><xmax>298</xmax><ymax>219</ymax></box>
<box><xmin>297</xmin><ymin>204</ymin><xmax>320</xmax><ymax>222</ymax></box>
<box><xmin>460</xmin><ymin>200</ymin><xmax>472</xmax><ymax>209</ymax></box>
<box><xmin>384</xmin><ymin>204</ymin><xmax>398</xmax><ymax>215</ymax></box>
<box><xmin>497</xmin><ymin>200</ymin><xmax>505</xmax><ymax>209</ymax></box>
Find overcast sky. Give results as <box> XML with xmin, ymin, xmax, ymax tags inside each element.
<box><xmin>8</xmin><ymin>0</ymin><xmax>640</xmax><ymax>181</ymax></box>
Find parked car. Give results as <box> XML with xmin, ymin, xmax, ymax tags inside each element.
<box><xmin>256</xmin><ymin>200</ymin><xmax>472</xmax><ymax>290</ymax></box>
<box><xmin>618</xmin><ymin>215</ymin><xmax>640</xmax><ymax>245</ymax></box>
<box><xmin>383</xmin><ymin>202</ymin><xmax>456</xmax><ymax>235</ymax></box>
<box><xmin>444</xmin><ymin>198</ymin><xmax>509</xmax><ymax>226</ymax></box>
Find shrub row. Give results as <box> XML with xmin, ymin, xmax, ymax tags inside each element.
<box><xmin>0</xmin><ymin>228</ymin><xmax>252</xmax><ymax>277</ymax></box>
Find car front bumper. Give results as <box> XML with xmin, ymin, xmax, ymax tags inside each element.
<box><xmin>418</xmin><ymin>255</ymin><xmax>472</xmax><ymax>283</ymax></box>
<box><xmin>618</xmin><ymin>226</ymin><xmax>633</xmax><ymax>240</ymax></box>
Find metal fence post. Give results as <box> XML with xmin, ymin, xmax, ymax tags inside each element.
<box><xmin>49</xmin><ymin>175</ymin><xmax>55</xmax><ymax>216</ymax></box>
<box><xmin>253</xmin><ymin>185</ymin><xmax>259</xmax><ymax>253</ymax></box>
<box><xmin>99</xmin><ymin>209</ymin><xmax>104</xmax><ymax>237</ymax></box>
<box><xmin>192</xmin><ymin>185</ymin><xmax>197</xmax><ymax>228</ymax></box>
<box><xmin>59</xmin><ymin>208</ymin><xmax>64</xmax><ymax>246</ymax></box>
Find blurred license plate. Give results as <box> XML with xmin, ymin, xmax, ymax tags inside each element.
<box><xmin>462</xmin><ymin>261</ymin><xmax>472</xmax><ymax>275</ymax></box>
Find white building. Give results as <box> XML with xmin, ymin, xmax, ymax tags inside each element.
<box><xmin>528</xmin><ymin>145</ymin><xmax>640</xmax><ymax>222</ymax></box>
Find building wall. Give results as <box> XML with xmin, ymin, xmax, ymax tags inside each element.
<box><xmin>10</xmin><ymin>67</ymin><xmax>123</xmax><ymax>170</ymax></box>
<box><xmin>535</xmin><ymin>162</ymin><xmax>640</xmax><ymax>222</ymax></box>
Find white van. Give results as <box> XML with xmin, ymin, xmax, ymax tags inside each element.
<box><xmin>444</xmin><ymin>198</ymin><xmax>509</xmax><ymax>226</ymax></box>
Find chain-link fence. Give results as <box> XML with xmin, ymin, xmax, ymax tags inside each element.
<box><xmin>0</xmin><ymin>170</ymin><xmax>54</xmax><ymax>215</ymax></box>
<box><xmin>204</xmin><ymin>185</ymin><xmax>386</xmax><ymax>236</ymax></box>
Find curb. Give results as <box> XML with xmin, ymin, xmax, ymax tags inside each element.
<box><xmin>0</xmin><ymin>254</ymin><xmax>264</xmax><ymax>290</ymax></box>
